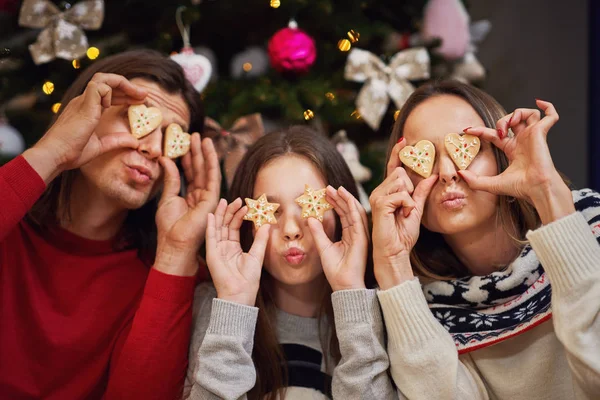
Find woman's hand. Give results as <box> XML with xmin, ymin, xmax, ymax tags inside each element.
<box><xmin>370</xmin><ymin>139</ymin><xmax>438</xmax><ymax>289</ymax></box>
<box><xmin>308</xmin><ymin>186</ymin><xmax>369</xmax><ymax>292</ymax></box>
<box><xmin>461</xmin><ymin>99</ymin><xmax>574</xmax><ymax>224</ymax></box>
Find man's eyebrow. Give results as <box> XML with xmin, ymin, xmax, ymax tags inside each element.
<box><xmin>144</xmin><ymin>98</ymin><xmax>189</xmax><ymax>132</ymax></box>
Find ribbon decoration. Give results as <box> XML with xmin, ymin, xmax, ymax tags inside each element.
<box><xmin>203</xmin><ymin>114</ymin><xmax>265</xmax><ymax>187</ymax></box>
<box><xmin>344</xmin><ymin>47</ymin><xmax>430</xmax><ymax>130</ymax></box>
<box><xmin>18</xmin><ymin>0</ymin><xmax>104</xmax><ymax>65</ymax></box>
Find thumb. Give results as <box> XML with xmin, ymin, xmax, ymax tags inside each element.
<box><xmin>458</xmin><ymin>169</ymin><xmax>505</xmax><ymax>195</ymax></box>
<box><xmin>159</xmin><ymin>157</ymin><xmax>182</xmax><ymax>202</ymax></box>
<box><xmin>248</xmin><ymin>224</ymin><xmax>271</xmax><ymax>262</ymax></box>
<box><xmin>413</xmin><ymin>174</ymin><xmax>438</xmax><ymax>210</ymax></box>
<box><xmin>307</xmin><ymin>217</ymin><xmax>333</xmax><ymax>256</ymax></box>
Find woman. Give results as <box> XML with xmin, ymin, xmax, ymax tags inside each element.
<box><xmin>370</xmin><ymin>81</ymin><xmax>600</xmax><ymax>399</ymax></box>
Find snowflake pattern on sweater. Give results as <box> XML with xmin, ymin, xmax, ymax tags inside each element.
<box><xmin>425</xmin><ymin>189</ymin><xmax>600</xmax><ymax>353</ymax></box>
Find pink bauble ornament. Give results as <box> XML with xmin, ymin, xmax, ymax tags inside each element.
<box><xmin>421</xmin><ymin>0</ymin><xmax>470</xmax><ymax>61</ymax></box>
<box><xmin>170</xmin><ymin>47</ymin><xmax>212</xmax><ymax>93</ymax></box>
<box><xmin>268</xmin><ymin>20</ymin><xmax>316</xmax><ymax>75</ymax></box>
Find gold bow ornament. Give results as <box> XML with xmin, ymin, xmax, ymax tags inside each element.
<box><xmin>18</xmin><ymin>0</ymin><xmax>104</xmax><ymax>65</ymax></box>
<box><xmin>203</xmin><ymin>114</ymin><xmax>265</xmax><ymax>187</ymax></box>
<box><xmin>344</xmin><ymin>47</ymin><xmax>430</xmax><ymax>130</ymax></box>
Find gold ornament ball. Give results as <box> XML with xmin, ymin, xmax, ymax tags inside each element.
<box><xmin>394</xmin><ymin>110</ymin><xmax>401</xmax><ymax>121</ymax></box>
<box><xmin>86</xmin><ymin>47</ymin><xmax>100</xmax><ymax>60</ymax></box>
<box><xmin>347</xmin><ymin>30</ymin><xmax>360</xmax><ymax>43</ymax></box>
<box><xmin>72</xmin><ymin>59</ymin><xmax>80</xmax><ymax>69</ymax></box>
<box><xmin>42</xmin><ymin>81</ymin><xmax>54</xmax><ymax>95</ymax></box>
<box><xmin>338</xmin><ymin>39</ymin><xmax>351</xmax><ymax>52</ymax></box>
<box><xmin>270</xmin><ymin>0</ymin><xmax>280</xmax><ymax>8</ymax></box>
<box><xmin>51</xmin><ymin>103</ymin><xmax>61</xmax><ymax>113</ymax></box>
<box><xmin>243</xmin><ymin>62</ymin><xmax>253</xmax><ymax>72</ymax></box>
<box><xmin>325</xmin><ymin>92</ymin><xmax>335</xmax><ymax>101</ymax></box>
<box><xmin>304</xmin><ymin>109</ymin><xmax>315</xmax><ymax>120</ymax></box>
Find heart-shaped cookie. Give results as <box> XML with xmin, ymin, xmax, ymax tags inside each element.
<box><xmin>128</xmin><ymin>104</ymin><xmax>163</xmax><ymax>139</ymax></box>
<box><xmin>164</xmin><ymin>123</ymin><xmax>191</xmax><ymax>159</ymax></box>
<box><xmin>444</xmin><ymin>133</ymin><xmax>481</xmax><ymax>170</ymax></box>
<box><xmin>399</xmin><ymin>140</ymin><xmax>435</xmax><ymax>178</ymax></box>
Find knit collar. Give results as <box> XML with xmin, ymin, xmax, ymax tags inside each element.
<box><xmin>423</xmin><ymin>243</ymin><xmax>552</xmax><ymax>353</ymax></box>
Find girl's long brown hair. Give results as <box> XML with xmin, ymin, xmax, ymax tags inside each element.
<box><xmin>386</xmin><ymin>80</ymin><xmax>543</xmax><ymax>280</ymax></box>
<box><xmin>26</xmin><ymin>49</ymin><xmax>204</xmax><ymax>263</ymax></box>
<box><xmin>228</xmin><ymin>126</ymin><xmax>365</xmax><ymax>399</ymax></box>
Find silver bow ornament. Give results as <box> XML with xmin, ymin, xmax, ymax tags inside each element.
<box><xmin>19</xmin><ymin>0</ymin><xmax>104</xmax><ymax>65</ymax></box>
<box><xmin>449</xmin><ymin>20</ymin><xmax>491</xmax><ymax>83</ymax></box>
<box><xmin>344</xmin><ymin>47</ymin><xmax>430</xmax><ymax>130</ymax></box>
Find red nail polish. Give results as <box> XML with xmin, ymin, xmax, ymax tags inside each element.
<box><xmin>397</xmin><ymin>137</ymin><xmax>405</xmax><ymax>144</ymax></box>
<box><xmin>497</xmin><ymin>128</ymin><xmax>504</xmax><ymax>139</ymax></box>
<box><xmin>463</xmin><ymin>127</ymin><xmax>472</xmax><ymax>133</ymax></box>
<box><xmin>508</xmin><ymin>116</ymin><xmax>513</xmax><ymax>126</ymax></box>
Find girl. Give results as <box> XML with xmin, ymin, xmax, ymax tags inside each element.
<box><xmin>184</xmin><ymin>126</ymin><xmax>396</xmax><ymax>399</ymax></box>
<box><xmin>370</xmin><ymin>80</ymin><xmax>600</xmax><ymax>399</ymax></box>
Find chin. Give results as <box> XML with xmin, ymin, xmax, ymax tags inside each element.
<box><xmin>423</xmin><ymin>207</ymin><xmax>494</xmax><ymax>236</ymax></box>
<box><xmin>105</xmin><ymin>180</ymin><xmax>155</xmax><ymax>210</ymax></box>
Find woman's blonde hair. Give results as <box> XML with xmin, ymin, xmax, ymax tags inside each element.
<box><xmin>386</xmin><ymin>80</ymin><xmax>542</xmax><ymax>280</ymax></box>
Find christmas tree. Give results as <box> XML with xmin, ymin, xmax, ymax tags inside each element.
<box><xmin>0</xmin><ymin>0</ymin><xmax>488</xmax><ymax>195</ymax></box>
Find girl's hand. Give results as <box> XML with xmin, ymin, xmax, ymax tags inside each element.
<box><xmin>370</xmin><ymin>140</ymin><xmax>438</xmax><ymax>289</ymax></box>
<box><xmin>461</xmin><ymin>99</ymin><xmax>574</xmax><ymax>224</ymax></box>
<box><xmin>308</xmin><ymin>186</ymin><xmax>369</xmax><ymax>292</ymax></box>
<box><xmin>205</xmin><ymin>199</ymin><xmax>271</xmax><ymax>306</ymax></box>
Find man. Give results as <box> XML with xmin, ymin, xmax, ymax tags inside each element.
<box><xmin>0</xmin><ymin>50</ymin><xmax>220</xmax><ymax>399</ymax></box>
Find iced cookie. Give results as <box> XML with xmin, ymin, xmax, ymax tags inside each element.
<box><xmin>243</xmin><ymin>194</ymin><xmax>280</xmax><ymax>228</ymax></box>
<box><xmin>399</xmin><ymin>140</ymin><xmax>435</xmax><ymax>178</ymax></box>
<box><xmin>128</xmin><ymin>104</ymin><xmax>163</xmax><ymax>139</ymax></box>
<box><xmin>294</xmin><ymin>184</ymin><xmax>333</xmax><ymax>222</ymax></box>
<box><xmin>444</xmin><ymin>133</ymin><xmax>480</xmax><ymax>170</ymax></box>
<box><xmin>164</xmin><ymin>123</ymin><xmax>191</xmax><ymax>159</ymax></box>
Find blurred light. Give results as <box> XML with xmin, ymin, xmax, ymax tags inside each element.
<box><xmin>347</xmin><ymin>30</ymin><xmax>360</xmax><ymax>43</ymax></box>
<box><xmin>338</xmin><ymin>39</ymin><xmax>351</xmax><ymax>52</ymax></box>
<box><xmin>42</xmin><ymin>81</ymin><xmax>54</xmax><ymax>95</ymax></box>
<box><xmin>86</xmin><ymin>47</ymin><xmax>100</xmax><ymax>60</ymax></box>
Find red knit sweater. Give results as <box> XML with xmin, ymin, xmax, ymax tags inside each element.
<box><xmin>0</xmin><ymin>156</ymin><xmax>196</xmax><ymax>399</ymax></box>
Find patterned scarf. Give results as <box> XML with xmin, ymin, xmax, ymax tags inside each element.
<box><xmin>425</xmin><ymin>188</ymin><xmax>600</xmax><ymax>353</ymax></box>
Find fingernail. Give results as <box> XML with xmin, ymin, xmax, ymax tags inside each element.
<box><xmin>397</xmin><ymin>137</ymin><xmax>405</xmax><ymax>144</ymax></box>
<box><xmin>463</xmin><ymin>127</ymin><xmax>472</xmax><ymax>133</ymax></box>
<box><xmin>508</xmin><ymin>116</ymin><xmax>513</xmax><ymax>126</ymax></box>
<box><xmin>535</xmin><ymin>98</ymin><xmax>542</xmax><ymax>102</ymax></box>
<box><xmin>497</xmin><ymin>128</ymin><xmax>504</xmax><ymax>139</ymax></box>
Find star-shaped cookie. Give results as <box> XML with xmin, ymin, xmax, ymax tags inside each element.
<box><xmin>243</xmin><ymin>194</ymin><xmax>280</xmax><ymax>228</ymax></box>
<box><xmin>294</xmin><ymin>184</ymin><xmax>333</xmax><ymax>222</ymax></box>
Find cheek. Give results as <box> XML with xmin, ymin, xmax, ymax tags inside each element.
<box><xmin>470</xmin><ymin>151</ymin><xmax>498</xmax><ymax>176</ymax></box>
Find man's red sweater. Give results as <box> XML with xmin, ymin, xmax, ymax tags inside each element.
<box><xmin>0</xmin><ymin>156</ymin><xmax>196</xmax><ymax>400</ymax></box>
